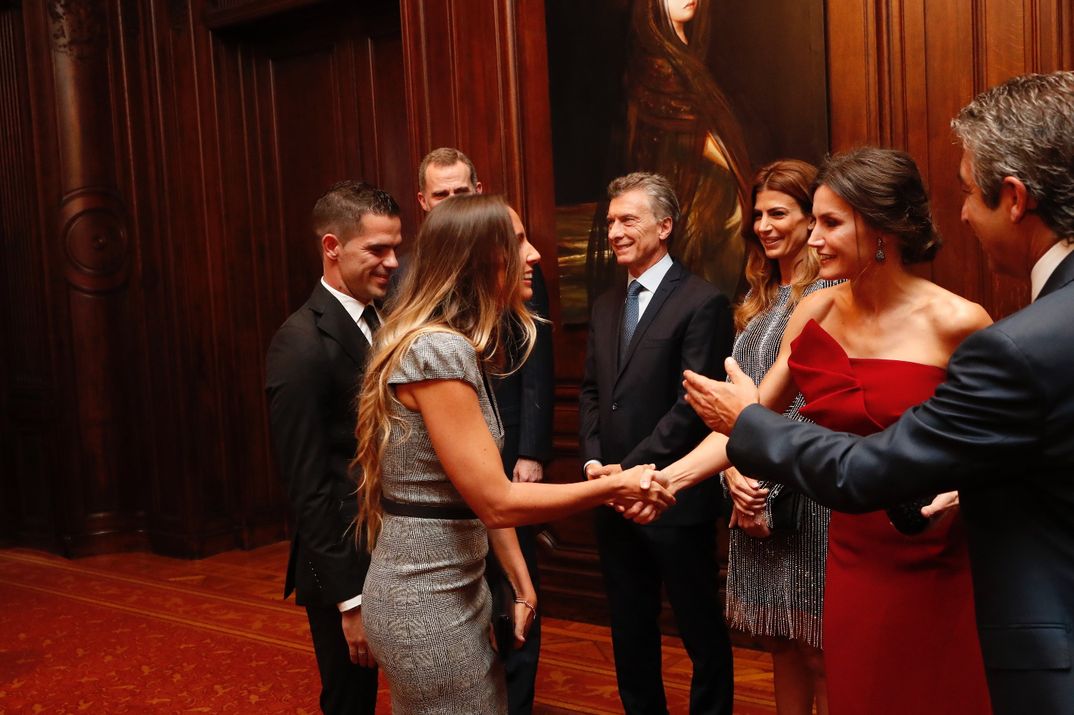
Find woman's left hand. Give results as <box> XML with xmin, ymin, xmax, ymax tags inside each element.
<box><xmin>512</xmin><ymin>595</ymin><xmax>537</xmax><ymax>648</ymax></box>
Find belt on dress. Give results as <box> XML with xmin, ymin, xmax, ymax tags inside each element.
<box><xmin>380</xmin><ymin>496</ymin><xmax>478</xmax><ymax>520</ymax></box>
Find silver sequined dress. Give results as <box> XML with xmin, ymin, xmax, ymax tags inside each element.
<box><xmin>725</xmin><ymin>282</ymin><xmax>831</xmax><ymax>648</ymax></box>
<box><xmin>362</xmin><ymin>331</ymin><xmax>507</xmax><ymax>714</ymax></box>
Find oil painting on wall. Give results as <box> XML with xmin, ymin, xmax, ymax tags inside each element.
<box><xmin>546</xmin><ymin>0</ymin><xmax>829</xmax><ymax>323</ymax></box>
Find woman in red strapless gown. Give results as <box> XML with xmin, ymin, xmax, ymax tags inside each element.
<box><xmin>789</xmin><ymin>319</ymin><xmax>991</xmax><ymax>715</ymax></box>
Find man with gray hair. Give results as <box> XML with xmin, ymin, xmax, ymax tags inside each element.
<box><xmin>683</xmin><ymin>71</ymin><xmax>1074</xmax><ymax>713</ymax></box>
<box><xmin>580</xmin><ymin>172</ymin><xmax>735</xmax><ymax>713</ymax></box>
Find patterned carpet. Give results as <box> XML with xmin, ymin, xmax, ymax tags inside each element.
<box><xmin>0</xmin><ymin>545</ymin><xmax>776</xmax><ymax>713</ymax></box>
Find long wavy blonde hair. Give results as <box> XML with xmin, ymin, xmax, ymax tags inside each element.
<box><xmin>735</xmin><ymin>159</ymin><xmax>821</xmax><ymax>331</ymax></box>
<box><xmin>353</xmin><ymin>194</ymin><xmax>536</xmax><ymax>547</ymax></box>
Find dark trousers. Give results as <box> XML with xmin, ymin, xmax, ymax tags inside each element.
<box><xmin>306</xmin><ymin>602</ymin><xmax>379</xmax><ymax>715</ymax></box>
<box><xmin>596</xmin><ymin>507</ymin><xmax>733</xmax><ymax>715</ymax></box>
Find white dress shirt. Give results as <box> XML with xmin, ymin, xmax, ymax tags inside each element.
<box><xmin>321</xmin><ymin>277</ymin><xmax>379</xmax><ymax>344</ymax></box>
<box><xmin>630</xmin><ymin>252</ymin><xmax>674</xmax><ymax>320</ymax></box>
<box><xmin>1030</xmin><ymin>240</ymin><xmax>1074</xmax><ymax>302</ymax></box>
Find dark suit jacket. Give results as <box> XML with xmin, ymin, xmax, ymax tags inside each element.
<box><xmin>580</xmin><ymin>259</ymin><xmax>734</xmax><ymax>526</ymax></box>
<box><xmin>265</xmin><ymin>283</ymin><xmax>370</xmax><ymax>608</ymax></box>
<box><xmin>727</xmin><ymin>251</ymin><xmax>1074</xmax><ymax>714</ymax></box>
<box><xmin>493</xmin><ymin>263</ymin><xmax>554</xmax><ymax>466</ymax></box>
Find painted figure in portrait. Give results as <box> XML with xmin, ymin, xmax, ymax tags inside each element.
<box><xmin>587</xmin><ymin>0</ymin><xmax>751</xmax><ymax>302</ymax></box>
<box><xmin>546</xmin><ymin>0</ymin><xmax>828</xmax><ymax>323</ymax></box>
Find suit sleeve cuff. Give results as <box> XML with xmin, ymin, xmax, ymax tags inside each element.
<box><xmin>582</xmin><ymin>459</ymin><xmax>602</xmax><ymax>476</ymax></box>
<box><xmin>337</xmin><ymin>595</ymin><xmax>362</xmax><ymax>612</ymax></box>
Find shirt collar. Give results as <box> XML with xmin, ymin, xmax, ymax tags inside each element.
<box><xmin>1030</xmin><ymin>241</ymin><xmax>1074</xmax><ymax>302</ymax></box>
<box><xmin>628</xmin><ymin>252</ymin><xmax>673</xmax><ymax>293</ymax></box>
<box><xmin>320</xmin><ymin>277</ymin><xmax>368</xmax><ymax>324</ymax></box>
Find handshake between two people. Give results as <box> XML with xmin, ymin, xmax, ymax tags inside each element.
<box><xmin>585</xmin><ymin>462</ymin><xmax>675</xmax><ymax>524</ymax></box>
<box><xmin>583</xmin><ymin>358</ymin><xmax>762</xmax><ymax>526</ymax></box>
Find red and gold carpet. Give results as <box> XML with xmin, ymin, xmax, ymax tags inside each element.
<box><xmin>0</xmin><ymin>545</ymin><xmax>775</xmax><ymax>713</ymax></box>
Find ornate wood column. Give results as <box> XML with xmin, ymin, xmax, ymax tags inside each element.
<box><xmin>47</xmin><ymin>0</ymin><xmax>141</xmax><ymax>552</ymax></box>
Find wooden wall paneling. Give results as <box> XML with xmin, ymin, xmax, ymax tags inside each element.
<box><xmin>140</xmin><ymin>0</ymin><xmax>236</xmax><ymax>556</ymax></box>
<box><xmin>204</xmin><ymin>1</ymin><xmax>407</xmax><ymax>552</ymax></box>
<box><xmin>979</xmin><ymin>0</ymin><xmax>1034</xmax><ymax>317</ymax></box>
<box><xmin>920</xmin><ymin>0</ymin><xmax>984</xmax><ymax>304</ymax></box>
<box><xmin>134</xmin><ymin>0</ymin><xmax>193</xmax><ymax>554</ymax></box>
<box><xmin>215</xmin><ymin>21</ymin><xmax>309</xmax><ymax>550</ymax></box>
<box><xmin>0</xmin><ymin>2</ymin><xmax>52</xmax><ymax>546</ymax></box>
<box><xmin>361</xmin><ymin>28</ymin><xmax>418</xmax><ymax>235</ymax></box>
<box><xmin>825</xmin><ymin>0</ymin><xmax>881</xmax><ymax>147</ymax></box>
<box><xmin>513</xmin><ymin>0</ymin><xmax>560</xmax><ymax>314</ymax></box>
<box><xmin>210</xmin><ymin>34</ymin><xmax>288</xmax><ymax>549</ymax></box>
<box><xmin>826</xmin><ymin>0</ymin><xmax>1072</xmax><ymax>321</ymax></box>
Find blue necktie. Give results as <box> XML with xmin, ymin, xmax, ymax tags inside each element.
<box><xmin>620</xmin><ymin>280</ymin><xmax>643</xmax><ymax>362</ymax></box>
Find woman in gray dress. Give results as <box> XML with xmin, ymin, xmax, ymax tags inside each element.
<box><xmin>353</xmin><ymin>194</ymin><xmax>675</xmax><ymax>714</ymax></box>
<box><xmin>722</xmin><ymin>159</ymin><xmax>831</xmax><ymax>715</ymax></box>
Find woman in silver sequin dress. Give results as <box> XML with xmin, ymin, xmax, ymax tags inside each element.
<box><xmin>723</xmin><ymin>160</ymin><xmax>831</xmax><ymax>715</ymax></box>
<box><xmin>353</xmin><ymin>195</ymin><xmax>675</xmax><ymax>714</ymax></box>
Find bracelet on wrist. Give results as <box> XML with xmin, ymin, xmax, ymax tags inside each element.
<box><xmin>514</xmin><ymin>598</ymin><xmax>536</xmax><ymax>616</ymax></box>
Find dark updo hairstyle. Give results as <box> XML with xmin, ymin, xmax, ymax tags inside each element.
<box><xmin>814</xmin><ymin>147</ymin><xmax>941</xmax><ymax>264</ymax></box>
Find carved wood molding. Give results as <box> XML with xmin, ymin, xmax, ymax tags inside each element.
<box><xmin>58</xmin><ymin>189</ymin><xmax>129</xmax><ymax>292</ymax></box>
<box><xmin>47</xmin><ymin>0</ymin><xmax>107</xmax><ymax>58</ymax></box>
<box><xmin>202</xmin><ymin>0</ymin><xmax>325</xmax><ymax>30</ymax></box>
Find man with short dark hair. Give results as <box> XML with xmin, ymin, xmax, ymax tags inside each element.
<box><xmin>417</xmin><ymin>147</ymin><xmax>482</xmax><ymax>211</ymax></box>
<box><xmin>415</xmin><ymin>148</ymin><xmax>554</xmax><ymax>715</ymax></box>
<box><xmin>686</xmin><ymin>71</ymin><xmax>1074</xmax><ymax>714</ymax></box>
<box><xmin>266</xmin><ymin>180</ymin><xmax>402</xmax><ymax>714</ymax></box>
<box><xmin>581</xmin><ymin>172</ymin><xmax>735</xmax><ymax>714</ymax></box>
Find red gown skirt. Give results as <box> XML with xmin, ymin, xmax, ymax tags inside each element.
<box><xmin>789</xmin><ymin>320</ymin><xmax>991</xmax><ymax>715</ymax></box>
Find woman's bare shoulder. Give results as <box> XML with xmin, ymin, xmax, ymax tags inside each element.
<box><xmin>921</xmin><ymin>282</ymin><xmax>993</xmax><ymax>342</ymax></box>
<box><xmin>793</xmin><ymin>282</ymin><xmax>843</xmax><ymax>320</ymax></box>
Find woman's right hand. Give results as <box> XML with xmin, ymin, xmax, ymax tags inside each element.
<box><xmin>724</xmin><ymin>466</ymin><xmax>768</xmax><ymax>517</ymax></box>
<box><xmin>612</xmin><ymin>464</ymin><xmax>676</xmax><ymax>517</ymax></box>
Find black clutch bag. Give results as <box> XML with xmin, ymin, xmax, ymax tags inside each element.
<box><xmin>886</xmin><ymin>496</ymin><xmax>936</xmax><ymax>535</ymax></box>
<box><xmin>768</xmin><ymin>485</ymin><xmax>807</xmax><ymax>532</ymax></box>
<box><xmin>486</xmin><ymin>556</ymin><xmax>515</xmax><ymax>659</ymax></box>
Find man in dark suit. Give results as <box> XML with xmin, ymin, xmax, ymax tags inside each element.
<box><xmin>580</xmin><ymin>172</ymin><xmax>735</xmax><ymax>714</ymax></box>
<box><xmin>417</xmin><ymin>147</ymin><xmax>555</xmax><ymax>715</ymax></box>
<box><xmin>266</xmin><ymin>181</ymin><xmax>402</xmax><ymax>714</ymax></box>
<box><xmin>683</xmin><ymin>72</ymin><xmax>1074</xmax><ymax>715</ymax></box>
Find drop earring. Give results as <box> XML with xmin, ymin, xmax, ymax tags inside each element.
<box><xmin>875</xmin><ymin>236</ymin><xmax>887</xmax><ymax>263</ymax></box>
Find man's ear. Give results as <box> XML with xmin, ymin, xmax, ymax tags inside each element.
<box><xmin>417</xmin><ymin>192</ymin><xmax>430</xmax><ymax>212</ymax></box>
<box><xmin>322</xmin><ymin>233</ymin><xmax>341</xmax><ymax>260</ymax></box>
<box><xmin>475</xmin><ymin>181</ymin><xmax>484</xmax><ymax>196</ymax></box>
<box><xmin>658</xmin><ymin>216</ymin><xmax>673</xmax><ymax>241</ymax></box>
<box><xmin>1002</xmin><ymin>176</ymin><xmax>1036</xmax><ymax>223</ymax></box>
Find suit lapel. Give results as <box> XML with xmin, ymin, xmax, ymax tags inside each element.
<box><xmin>309</xmin><ymin>283</ymin><xmax>368</xmax><ymax>367</ymax></box>
<box><xmin>617</xmin><ymin>261</ymin><xmax>684</xmax><ymax>377</ymax></box>
<box><xmin>1038</xmin><ymin>249</ymin><xmax>1074</xmax><ymax>299</ymax></box>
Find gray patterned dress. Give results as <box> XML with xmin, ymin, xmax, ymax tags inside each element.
<box><xmin>725</xmin><ymin>282</ymin><xmax>832</xmax><ymax>648</ymax></box>
<box><xmin>362</xmin><ymin>331</ymin><xmax>507</xmax><ymax>714</ymax></box>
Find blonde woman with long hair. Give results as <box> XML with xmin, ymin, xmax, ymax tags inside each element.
<box><xmin>354</xmin><ymin>194</ymin><xmax>673</xmax><ymax>713</ymax></box>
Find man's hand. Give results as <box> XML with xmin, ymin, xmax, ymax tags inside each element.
<box><xmin>586</xmin><ymin>462</ymin><xmax>621</xmax><ymax>480</ymax></box>
<box><xmin>683</xmin><ymin>358</ymin><xmax>759</xmax><ymax>434</ymax></box>
<box><xmin>616</xmin><ymin>466</ymin><xmax>672</xmax><ymax>524</ymax></box>
<box><xmin>512</xmin><ymin>458</ymin><xmax>544</xmax><ymax>483</ymax></box>
<box><xmin>341</xmin><ymin>607</ymin><xmax>375</xmax><ymax>668</ymax></box>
